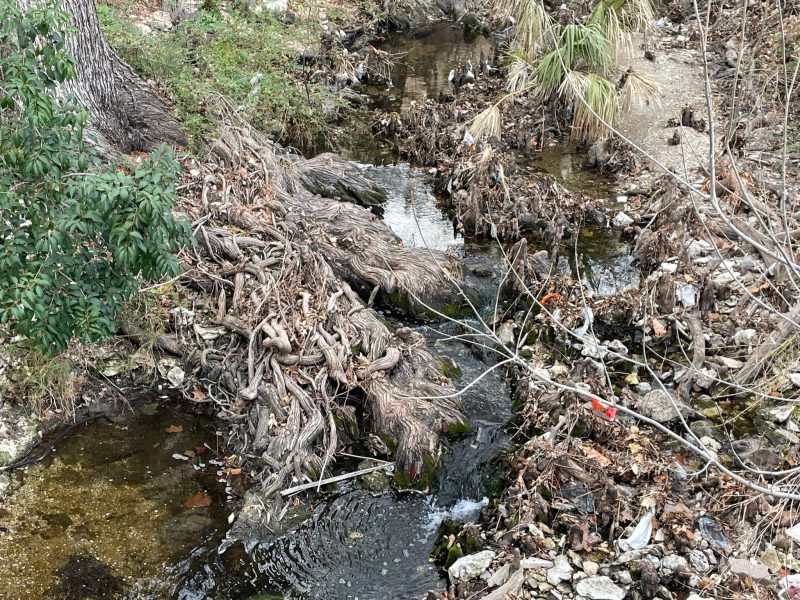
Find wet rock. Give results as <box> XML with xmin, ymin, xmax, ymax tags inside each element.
<box><xmin>689</xmin><ymin>549</ymin><xmax>710</xmax><ymax>572</ymax></box>
<box><xmin>613</xmin><ymin>211</ymin><xmax>634</xmax><ymax>227</ymax></box>
<box><xmin>448</xmin><ymin>550</ymin><xmax>495</xmax><ymax>582</ymax></box>
<box><xmin>359</xmin><ymin>469</ymin><xmax>390</xmax><ymax>492</ymax></box>
<box><xmin>574</xmin><ymin>575</ymin><xmax>625</xmax><ymax>600</ymax></box>
<box><xmin>728</xmin><ymin>558</ymin><xmax>770</xmax><ymax>582</ymax></box>
<box><xmin>546</xmin><ymin>554</ymin><xmax>573</xmax><ymax>585</ymax></box>
<box><xmin>660</xmin><ymin>554</ymin><xmax>689</xmax><ymax>574</ymax></box>
<box><xmin>635</xmin><ymin>389</ymin><xmax>692</xmax><ymax>424</ymax></box>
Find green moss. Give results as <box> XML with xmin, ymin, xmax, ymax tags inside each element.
<box><xmin>445</xmin><ymin>544</ymin><xmax>463</xmax><ymax>568</ymax></box>
<box><xmin>442</xmin><ymin>418</ymin><xmax>471</xmax><ymax>437</ymax></box>
<box><xmin>393</xmin><ymin>452</ymin><xmax>439</xmax><ymax>490</ymax></box>
<box><xmin>97</xmin><ymin>4</ymin><xmax>348</xmax><ymax>153</ymax></box>
<box><xmin>437</xmin><ymin>357</ymin><xmax>462</xmax><ymax>380</ymax></box>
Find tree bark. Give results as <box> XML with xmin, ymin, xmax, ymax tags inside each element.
<box><xmin>20</xmin><ymin>0</ymin><xmax>186</xmax><ymax>157</ymax></box>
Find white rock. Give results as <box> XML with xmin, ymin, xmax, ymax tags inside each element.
<box><xmin>487</xmin><ymin>563</ymin><xmax>511</xmax><ymax>587</ymax></box>
<box><xmin>676</xmin><ymin>284</ymin><xmax>696</xmax><ymax>308</ymax></box>
<box><xmin>583</xmin><ymin>560</ymin><xmax>599</xmax><ymax>576</ymax></box>
<box><xmin>789</xmin><ymin>373</ymin><xmax>800</xmax><ymax>388</ymax></box>
<box><xmin>546</xmin><ymin>555</ymin><xmax>574</xmax><ymax>585</ymax></box>
<box><xmin>448</xmin><ymin>550</ymin><xmax>495</xmax><ymax>582</ymax></box>
<box><xmin>574</xmin><ymin>576</ymin><xmax>625</xmax><ymax>600</ymax></box>
<box><xmin>253</xmin><ymin>0</ymin><xmax>288</xmax><ymax>13</ymax></box>
<box><xmin>661</xmin><ymin>554</ymin><xmax>689</xmax><ymax>574</ymax></box>
<box><xmin>733</xmin><ymin>329</ymin><xmax>758</xmax><ymax>346</ymax></box>
<box><xmin>686</xmin><ymin>239</ymin><xmax>713</xmax><ymax>257</ymax></box>
<box><xmin>613</xmin><ymin>211</ymin><xmax>634</xmax><ymax>227</ymax></box>
<box><xmin>718</xmin><ymin>356</ymin><xmax>743</xmax><ymax>370</ymax></box>
<box><xmin>660</xmin><ymin>262</ymin><xmax>678</xmax><ymax>273</ymax></box>
<box><xmin>694</xmin><ymin>367</ymin><xmax>717</xmax><ymax>389</ymax></box>
<box><xmin>786</xmin><ymin>523</ymin><xmax>800</xmax><ymax>544</ymax></box>
<box><xmin>699</xmin><ymin>436</ymin><xmax>721</xmax><ymax>453</ymax></box>
<box><xmin>149</xmin><ymin>10</ymin><xmax>173</xmax><ymax>30</ymax></box>
<box><xmin>134</xmin><ymin>22</ymin><xmax>153</xmax><ymax>35</ymax></box>
<box><xmin>769</xmin><ymin>405</ymin><xmax>795</xmax><ymax>422</ymax></box>
<box><xmin>520</xmin><ymin>557</ymin><xmax>553</xmax><ymax>569</ymax></box>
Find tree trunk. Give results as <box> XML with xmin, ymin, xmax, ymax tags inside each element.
<box><xmin>20</xmin><ymin>0</ymin><xmax>186</xmax><ymax>157</ymax></box>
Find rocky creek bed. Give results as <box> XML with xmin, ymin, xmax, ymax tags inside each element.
<box><xmin>2</xmin><ymin>2</ymin><xmax>800</xmax><ymax>599</ymax></box>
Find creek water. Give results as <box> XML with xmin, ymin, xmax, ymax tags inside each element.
<box><xmin>0</xmin><ymin>23</ymin><xmax>639</xmax><ymax>600</ymax></box>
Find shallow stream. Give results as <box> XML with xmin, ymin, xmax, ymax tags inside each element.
<box><xmin>0</xmin><ymin>22</ymin><xmax>639</xmax><ymax>600</ymax></box>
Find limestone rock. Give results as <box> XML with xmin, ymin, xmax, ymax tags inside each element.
<box><xmin>546</xmin><ymin>554</ymin><xmax>573</xmax><ymax>585</ymax></box>
<box><xmin>575</xmin><ymin>575</ymin><xmax>625</xmax><ymax>600</ymax></box>
<box><xmin>448</xmin><ymin>550</ymin><xmax>495</xmax><ymax>582</ymax></box>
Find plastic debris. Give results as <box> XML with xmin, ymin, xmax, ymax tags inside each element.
<box><xmin>697</xmin><ymin>516</ymin><xmax>732</xmax><ymax>549</ymax></box>
<box><xmin>617</xmin><ymin>509</ymin><xmax>655</xmax><ymax>551</ymax></box>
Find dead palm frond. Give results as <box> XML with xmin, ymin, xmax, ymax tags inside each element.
<box><xmin>561</xmin><ymin>71</ymin><xmax>618</xmax><ymax>140</ymax></box>
<box><xmin>619</xmin><ymin>69</ymin><xmax>660</xmax><ymax>112</ymax></box>
<box><xmin>468</xmin><ymin>104</ymin><xmax>502</xmax><ymax>140</ymax></box>
<box><xmin>499</xmin><ymin>0</ymin><xmax>553</xmax><ymax>62</ymax></box>
<box><xmin>506</xmin><ymin>47</ymin><xmax>533</xmax><ymax>93</ymax></box>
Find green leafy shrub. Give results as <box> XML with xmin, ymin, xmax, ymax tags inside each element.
<box><xmin>0</xmin><ymin>0</ymin><xmax>190</xmax><ymax>353</ymax></box>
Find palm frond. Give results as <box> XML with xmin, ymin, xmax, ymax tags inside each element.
<box><xmin>536</xmin><ymin>47</ymin><xmax>567</xmax><ymax>96</ymax></box>
<box><xmin>564</xmin><ymin>72</ymin><xmax>618</xmax><ymax>140</ymax></box>
<box><xmin>619</xmin><ymin>69</ymin><xmax>660</xmax><ymax>112</ymax></box>
<box><xmin>499</xmin><ymin>0</ymin><xmax>553</xmax><ymax>62</ymax></box>
<box><xmin>506</xmin><ymin>52</ymin><xmax>532</xmax><ymax>93</ymax></box>
<box><xmin>469</xmin><ymin>105</ymin><xmax>502</xmax><ymax>140</ymax></box>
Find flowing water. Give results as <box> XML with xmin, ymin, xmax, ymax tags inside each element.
<box><xmin>0</xmin><ymin>22</ymin><xmax>640</xmax><ymax>600</ymax></box>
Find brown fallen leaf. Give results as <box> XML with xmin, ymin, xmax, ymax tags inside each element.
<box><xmin>581</xmin><ymin>445</ymin><xmax>612</xmax><ymax>467</ymax></box>
<box><xmin>166</xmin><ymin>424</ymin><xmax>183</xmax><ymax>433</ymax></box>
<box><xmin>224</xmin><ymin>467</ymin><xmax>242</xmax><ymax>476</ymax></box>
<box><xmin>184</xmin><ymin>450</ymin><xmax>196</xmax><ymax>458</ymax></box>
<box><xmin>183</xmin><ymin>491</ymin><xmax>212</xmax><ymax>509</ymax></box>
<box><xmin>191</xmin><ymin>389</ymin><xmax>207</xmax><ymax>401</ymax></box>
<box><xmin>194</xmin><ymin>445</ymin><xmax>206</xmax><ymax>455</ymax></box>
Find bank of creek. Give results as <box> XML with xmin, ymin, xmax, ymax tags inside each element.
<box><xmin>0</xmin><ymin>23</ymin><xmax>639</xmax><ymax>600</ymax></box>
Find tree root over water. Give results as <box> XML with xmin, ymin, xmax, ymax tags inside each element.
<box><xmin>163</xmin><ymin>126</ymin><xmax>467</xmax><ymax>527</ymax></box>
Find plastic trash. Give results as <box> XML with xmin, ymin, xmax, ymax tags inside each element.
<box><xmin>617</xmin><ymin>509</ymin><xmax>655</xmax><ymax>551</ymax></box>
<box><xmin>698</xmin><ymin>516</ymin><xmax>732</xmax><ymax>549</ymax></box>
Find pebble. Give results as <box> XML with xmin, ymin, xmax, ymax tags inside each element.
<box><xmin>546</xmin><ymin>554</ymin><xmax>573</xmax><ymax>585</ymax></box>
<box><xmin>583</xmin><ymin>560</ymin><xmax>599</xmax><ymax>576</ymax></box>
<box><xmin>759</xmin><ymin>546</ymin><xmax>782</xmax><ymax>573</ymax></box>
<box><xmin>661</xmin><ymin>554</ymin><xmax>689</xmax><ymax>574</ymax></box>
<box><xmin>574</xmin><ymin>575</ymin><xmax>625</xmax><ymax>600</ymax></box>
<box><xmin>689</xmin><ymin>548</ymin><xmax>710</xmax><ymax>572</ymax></box>
<box><xmin>733</xmin><ymin>328</ymin><xmax>758</xmax><ymax>346</ymax></box>
<box><xmin>616</xmin><ymin>570</ymin><xmax>632</xmax><ymax>585</ymax></box>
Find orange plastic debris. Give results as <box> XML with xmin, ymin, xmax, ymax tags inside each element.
<box><xmin>590</xmin><ymin>397</ymin><xmax>617</xmax><ymax>421</ymax></box>
<box><xmin>539</xmin><ymin>293</ymin><xmax>561</xmax><ymax>306</ymax></box>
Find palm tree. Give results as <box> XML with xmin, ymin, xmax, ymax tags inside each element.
<box><xmin>470</xmin><ymin>0</ymin><xmax>659</xmax><ymax>141</ymax></box>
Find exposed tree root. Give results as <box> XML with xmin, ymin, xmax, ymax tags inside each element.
<box><xmin>166</xmin><ymin>126</ymin><xmax>466</xmax><ymax>528</ymax></box>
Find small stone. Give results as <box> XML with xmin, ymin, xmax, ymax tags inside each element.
<box><xmin>689</xmin><ymin>549</ymin><xmax>710</xmax><ymax>572</ymax></box>
<box><xmin>660</xmin><ymin>262</ymin><xmax>678</xmax><ymax>273</ymax></box>
<box><xmin>574</xmin><ymin>575</ymin><xmax>625</xmax><ymax>600</ymax></box>
<box><xmin>613</xmin><ymin>211</ymin><xmax>634</xmax><ymax>227</ymax></box>
<box><xmin>583</xmin><ymin>560</ymin><xmax>599</xmax><ymax>576</ymax></box>
<box><xmin>728</xmin><ymin>558</ymin><xmax>770</xmax><ymax>582</ymax></box>
<box><xmin>616</xmin><ymin>570</ymin><xmax>632</xmax><ymax>585</ymax></box>
<box><xmin>546</xmin><ymin>555</ymin><xmax>574</xmax><ymax>585</ymax></box>
<box><xmin>769</xmin><ymin>405</ymin><xmax>795</xmax><ymax>422</ymax></box>
<box><xmin>733</xmin><ymin>329</ymin><xmax>758</xmax><ymax>346</ymax></box>
<box><xmin>488</xmin><ymin>563</ymin><xmax>512</xmax><ymax>587</ymax></box>
<box><xmin>166</xmin><ymin>366</ymin><xmax>185</xmax><ymax>387</ymax></box>
<box><xmin>520</xmin><ymin>557</ymin><xmax>554</xmax><ymax>570</ymax></box>
<box><xmin>497</xmin><ymin>322</ymin><xmax>515</xmax><ymax>346</ymax></box>
<box><xmin>759</xmin><ymin>546</ymin><xmax>782</xmax><ymax>573</ymax></box>
<box><xmin>661</xmin><ymin>554</ymin><xmax>689</xmax><ymax>574</ymax></box>
<box><xmin>134</xmin><ymin>22</ymin><xmax>152</xmax><ymax>35</ymax></box>
<box><xmin>789</xmin><ymin>373</ymin><xmax>800</xmax><ymax>388</ymax></box>
<box><xmin>635</xmin><ymin>389</ymin><xmax>692</xmax><ymax>424</ymax></box>
<box><xmin>786</xmin><ymin>522</ymin><xmax>800</xmax><ymax>544</ymax></box>
<box><xmin>448</xmin><ymin>550</ymin><xmax>496</xmax><ymax>582</ymax></box>
<box><xmin>149</xmin><ymin>10</ymin><xmax>173</xmax><ymax>30</ymax></box>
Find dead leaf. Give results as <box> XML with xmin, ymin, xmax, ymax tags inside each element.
<box><xmin>224</xmin><ymin>467</ymin><xmax>242</xmax><ymax>476</ymax></box>
<box><xmin>624</xmin><ymin>372</ymin><xmax>640</xmax><ymax>385</ymax></box>
<box><xmin>191</xmin><ymin>389</ymin><xmax>207</xmax><ymax>401</ymax></box>
<box><xmin>184</xmin><ymin>450</ymin><xmax>196</xmax><ymax>458</ymax></box>
<box><xmin>183</xmin><ymin>491</ymin><xmax>212</xmax><ymax>509</ymax></box>
<box><xmin>194</xmin><ymin>445</ymin><xmax>206</xmax><ymax>455</ymax></box>
<box><xmin>581</xmin><ymin>445</ymin><xmax>612</xmax><ymax>467</ymax></box>
<box><xmin>166</xmin><ymin>424</ymin><xmax>183</xmax><ymax>433</ymax></box>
